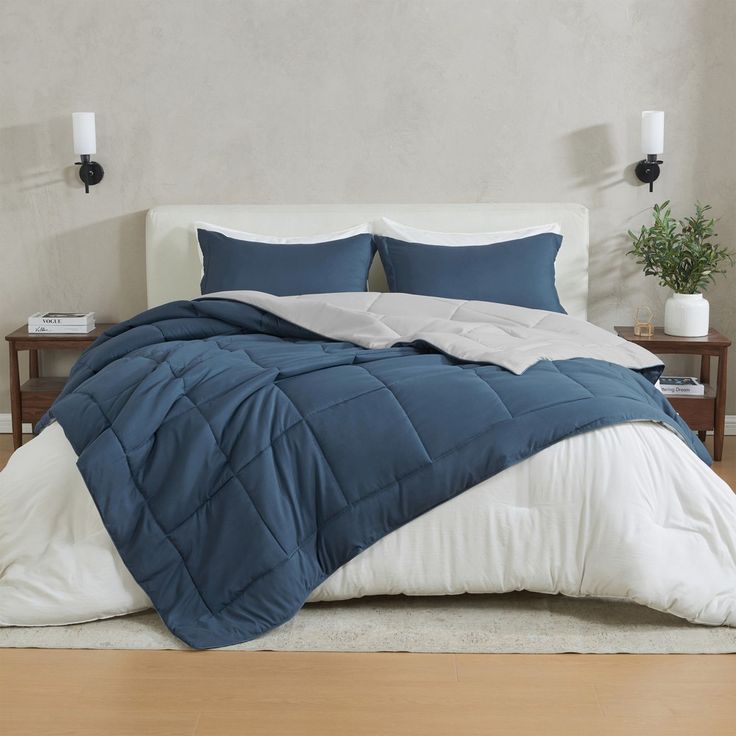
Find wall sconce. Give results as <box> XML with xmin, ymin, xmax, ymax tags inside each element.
<box><xmin>635</xmin><ymin>111</ymin><xmax>664</xmax><ymax>192</ymax></box>
<box><xmin>72</xmin><ymin>112</ymin><xmax>104</xmax><ymax>193</ymax></box>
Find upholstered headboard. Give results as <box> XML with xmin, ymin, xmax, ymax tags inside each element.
<box><xmin>145</xmin><ymin>203</ymin><xmax>589</xmax><ymax>319</ymax></box>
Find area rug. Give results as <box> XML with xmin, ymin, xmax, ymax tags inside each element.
<box><xmin>2</xmin><ymin>593</ymin><xmax>735</xmax><ymax>653</ymax></box>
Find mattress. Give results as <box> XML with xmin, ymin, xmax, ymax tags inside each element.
<box><xmin>1</xmin><ymin>418</ymin><xmax>735</xmax><ymax>630</ymax></box>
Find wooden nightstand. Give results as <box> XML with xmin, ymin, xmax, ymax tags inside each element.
<box><xmin>5</xmin><ymin>324</ymin><xmax>113</xmax><ymax>450</ymax></box>
<box><xmin>615</xmin><ymin>326</ymin><xmax>731</xmax><ymax>461</ymax></box>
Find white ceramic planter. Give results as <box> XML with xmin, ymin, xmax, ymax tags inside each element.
<box><xmin>664</xmin><ymin>293</ymin><xmax>710</xmax><ymax>337</ymax></box>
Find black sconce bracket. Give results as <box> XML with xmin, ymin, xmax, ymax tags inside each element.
<box><xmin>635</xmin><ymin>154</ymin><xmax>662</xmax><ymax>193</ymax></box>
<box><xmin>75</xmin><ymin>154</ymin><xmax>104</xmax><ymax>194</ymax></box>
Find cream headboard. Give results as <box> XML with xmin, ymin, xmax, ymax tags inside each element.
<box><xmin>146</xmin><ymin>203</ymin><xmax>589</xmax><ymax>319</ymax></box>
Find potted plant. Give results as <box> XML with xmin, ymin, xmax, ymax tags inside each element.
<box><xmin>627</xmin><ymin>201</ymin><xmax>733</xmax><ymax>336</ymax></box>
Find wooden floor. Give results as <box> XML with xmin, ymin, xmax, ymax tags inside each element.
<box><xmin>1</xmin><ymin>434</ymin><xmax>735</xmax><ymax>735</ymax></box>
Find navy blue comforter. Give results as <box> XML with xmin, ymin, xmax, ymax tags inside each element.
<box><xmin>39</xmin><ymin>298</ymin><xmax>709</xmax><ymax>648</ymax></box>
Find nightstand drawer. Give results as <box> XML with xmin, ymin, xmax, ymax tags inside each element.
<box><xmin>20</xmin><ymin>377</ymin><xmax>67</xmax><ymax>415</ymax></box>
<box><xmin>668</xmin><ymin>390</ymin><xmax>715</xmax><ymax>432</ymax></box>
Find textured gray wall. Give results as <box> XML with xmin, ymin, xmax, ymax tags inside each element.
<box><xmin>1</xmin><ymin>0</ymin><xmax>734</xmax><ymax>413</ymax></box>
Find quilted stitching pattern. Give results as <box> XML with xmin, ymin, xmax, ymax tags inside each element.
<box><xmin>40</xmin><ymin>298</ymin><xmax>709</xmax><ymax>648</ymax></box>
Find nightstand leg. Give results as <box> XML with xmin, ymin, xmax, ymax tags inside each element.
<box><xmin>714</xmin><ymin>349</ymin><xmax>728</xmax><ymax>461</ymax></box>
<box><xmin>29</xmin><ymin>349</ymin><xmax>39</xmax><ymax>379</ymax></box>
<box><xmin>9</xmin><ymin>343</ymin><xmax>22</xmax><ymax>450</ymax></box>
<box><xmin>700</xmin><ymin>355</ymin><xmax>710</xmax><ymax>385</ymax></box>
<box><xmin>697</xmin><ymin>356</ymin><xmax>710</xmax><ymax>442</ymax></box>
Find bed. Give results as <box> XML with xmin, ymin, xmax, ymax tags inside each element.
<box><xmin>1</xmin><ymin>204</ymin><xmax>735</xmax><ymax>649</ymax></box>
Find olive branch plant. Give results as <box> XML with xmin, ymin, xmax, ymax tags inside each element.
<box><xmin>627</xmin><ymin>201</ymin><xmax>733</xmax><ymax>294</ymax></box>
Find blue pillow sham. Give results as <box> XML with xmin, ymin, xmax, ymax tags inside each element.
<box><xmin>374</xmin><ymin>232</ymin><xmax>566</xmax><ymax>313</ymax></box>
<box><xmin>198</xmin><ymin>229</ymin><xmax>375</xmax><ymax>296</ymax></box>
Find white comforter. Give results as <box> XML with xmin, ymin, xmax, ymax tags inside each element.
<box><xmin>1</xmin><ymin>292</ymin><xmax>735</xmax><ymax>628</ymax></box>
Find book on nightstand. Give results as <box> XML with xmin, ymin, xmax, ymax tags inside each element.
<box><xmin>27</xmin><ymin>312</ymin><xmax>96</xmax><ymax>334</ymax></box>
<box><xmin>659</xmin><ymin>376</ymin><xmax>705</xmax><ymax>396</ymax></box>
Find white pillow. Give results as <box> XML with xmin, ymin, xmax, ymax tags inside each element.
<box><xmin>193</xmin><ymin>221</ymin><xmax>373</xmax><ymax>271</ymax></box>
<box><xmin>194</xmin><ymin>221</ymin><xmax>372</xmax><ymax>245</ymax></box>
<box><xmin>377</xmin><ymin>217</ymin><xmax>561</xmax><ymax>246</ymax></box>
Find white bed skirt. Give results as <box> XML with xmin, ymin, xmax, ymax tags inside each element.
<box><xmin>1</xmin><ymin>420</ymin><xmax>736</xmax><ymax>630</ymax></box>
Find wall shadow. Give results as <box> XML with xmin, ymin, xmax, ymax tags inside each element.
<box><xmin>0</xmin><ymin>116</ymin><xmax>78</xmax><ymax>192</ymax></box>
<box><xmin>561</xmin><ymin>124</ymin><xmax>624</xmax><ymax>204</ymax></box>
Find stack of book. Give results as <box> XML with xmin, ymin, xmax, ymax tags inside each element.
<box><xmin>659</xmin><ymin>376</ymin><xmax>705</xmax><ymax>396</ymax></box>
<box><xmin>28</xmin><ymin>312</ymin><xmax>95</xmax><ymax>334</ymax></box>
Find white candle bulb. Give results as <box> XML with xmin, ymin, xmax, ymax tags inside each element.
<box><xmin>72</xmin><ymin>112</ymin><xmax>96</xmax><ymax>156</ymax></box>
<box><xmin>641</xmin><ymin>111</ymin><xmax>664</xmax><ymax>155</ymax></box>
